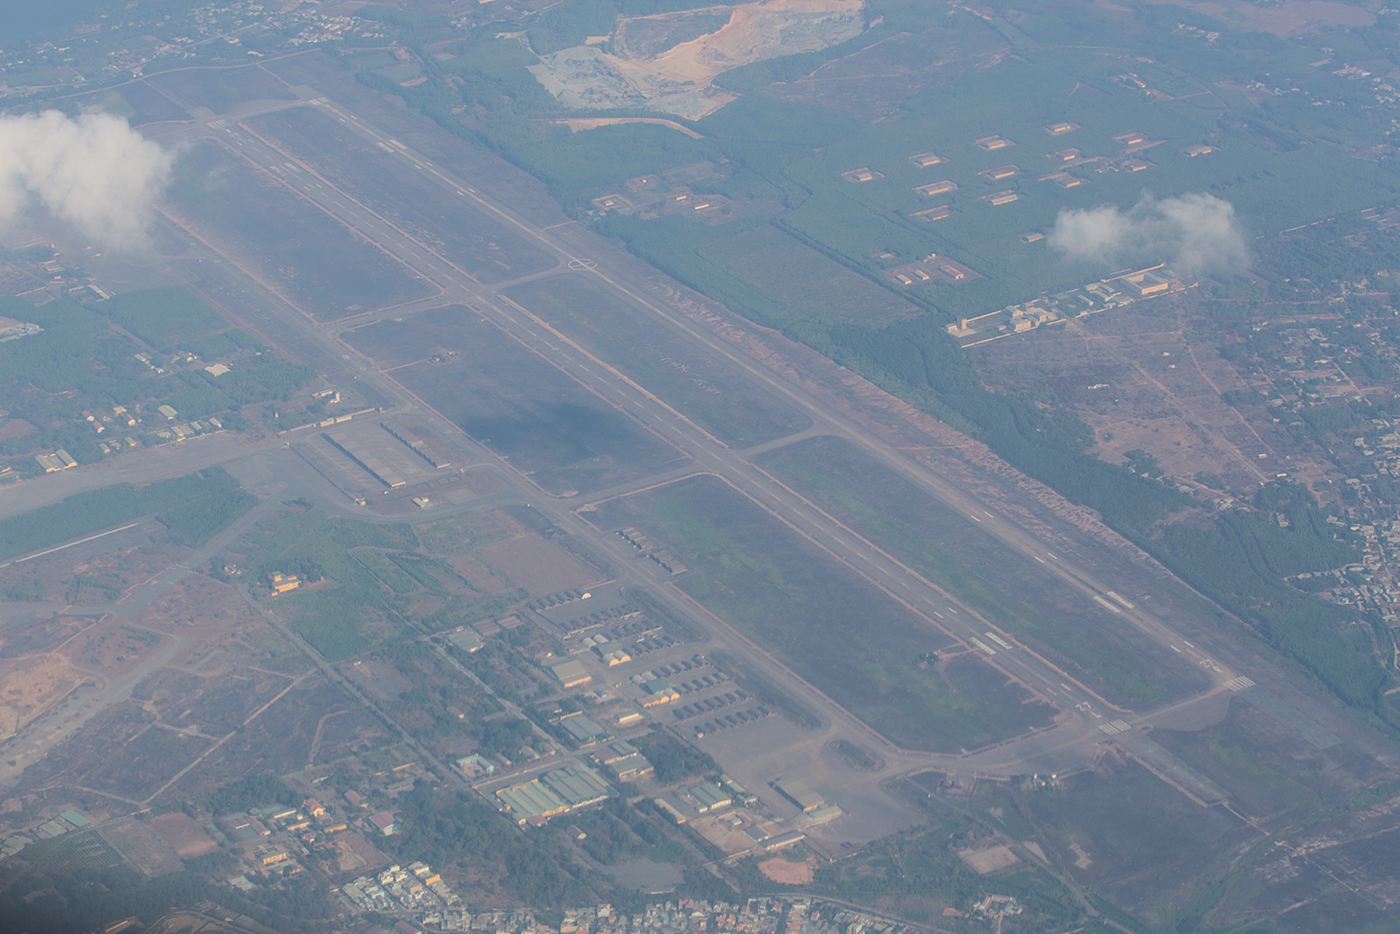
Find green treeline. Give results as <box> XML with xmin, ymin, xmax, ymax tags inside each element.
<box><xmin>633</xmin><ymin>732</ymin><xmax>718</xmax><ymax>783</ymax></box>
<box><xmin>0</xmin><ymin>468</ymin><xmax>255</xmax><ymax>560</ymax></box>
<box><xmin>395</xmin><ymin>786</ymin><xmax>600</xmax><ymax>908</ymax></box>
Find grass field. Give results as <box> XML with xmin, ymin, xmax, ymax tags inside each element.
<box><xmin>343</xmin><ymin>306</ymin><xmax>688</xmax><ymax>495</ymax></box>
<box><xmin>505</xmin><ymin>272</ymin><xmax>811</xmax><ymax>448</ymax></box>
<box><xmin>167</xmin><ymin>140</ymin><xmax>435</xmax><ymax>320</ymax></box>
<box><xmin>587</xmin><ymin>474</ymin><xmax>1054</xmax><ymax>752</ymax></box>
<box><xmin>97</xmin><ymin>287</ymin><xmax>227</xmax><ymax>347</ymax></box>
<box><xmin>0</xmin><ymin>468</ymin><xmax>255</xmax><ymax>561</ymax></box>
<box><xmin>1023</xmin><ymin>757</ymin><xmax>1256</xmax><ymax>923</ymax></box>
<box><xmin>415</xmin><ymin>512</ymin><xmax>512</xmax><ymax>553</ymax></box>
<box><xmin>698</xmin><ymin>225</ymin><xmax>919</xmax><ymax>326</ymax></box>
<box><xmin>230</xmin><ymin>506</ymin><xmax>540</xmax><ymax>654</ymax></box>
<box><xmin>756</xmin><ymin>435</ymin><xmax>1208</xmax><ymax>706</ymax></box>
<box><xmin>766</xmin><ymin>44</ymin><xmax>1400</xmax><ymax>318</ymax></box>
<box><xmin>248</xmin><ymin>107</ymin><xmax>557</xmax><ymax>285</ymax></box>
<box><xmin>1151</xmin><ymin>696</ymin><xmax>1389</xmax><ymax>825</ymax></box>
<box><xmin>149</xmin><ymin>64</ymin><xmax>296</xmax><ymax>113</ymax></box>
<box><xmin>577</xmin><ymin>27</ymin><xmax>1400</xmax><ymax>323</ymax></box>
<box><xmin>353</xmin><ymin>548</ymin><xmax>421</xmax><ymax>596</ymax></box>
<box><xmin>228</xmin><ymin>509</ymin><xmax>419</xmax><ymax>660</ymax></box>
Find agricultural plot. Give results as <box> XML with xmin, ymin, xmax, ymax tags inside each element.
<box><xmin>248</xmin><ymin>107</ymin><xmax>557</xmax><ymax>285</ymax></box>
<box><xmin>756</xmin><ymin>435</ymin><xmax>1207</xmax><ymax>706</ymax></box>
<box><xmin>165</xmin><ymin>140</ymin><xmax>434</xmax><ymax>321</ymax></box>
<box><xmin>22</xmin><ymin>829</ymin><xmax>124</xmax><ymax>873</ymax></box>
<box><xmin>585</xmin><ymin>474</ymin><xmax>1054</xmax><ymax>752</ymax></box>
<box><xmin>505</xmin><ymin>273</ymin><xmax>811</xmax><ymax>448</ymax></box>
<box><xmin>343</xmin><ymin>307</ymin><xmax>687</xmax><ymax>495</ymax></box>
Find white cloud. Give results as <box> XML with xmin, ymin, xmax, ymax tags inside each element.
<box><xmin>0</xmin><ymin>110</ymin><xmax>175</xmax><ymax>248</ymax></box>
<box><xmin>1048</xmin><ymin>192</ymin><xmax>1248</xmax><ymax>274</ymax></box>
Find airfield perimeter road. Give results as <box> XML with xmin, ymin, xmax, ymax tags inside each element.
<box><xmin>130</xmin><ymin>91</ymin><xmax>1261</xmax><ymax>781</ymax></box>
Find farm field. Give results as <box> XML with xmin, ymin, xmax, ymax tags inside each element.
<box><xmin>343</xmin><ymin>306</ymin><xmax>688</xmax><ymax>496</ymax></box>
<box><xmin>164</xmin><ymin>140</ymin><xmax>435</xmax><ymax>321</ymax></box>
<box><xmin>585</xmin><ymin>474</ymin><xmax>1055</xmax><ymax>752</ymax></box>
<box><xmin>504</xmin><ymin>272</ymin><xmax>811</xmax><ymax>448</ymax></box>
<box><xmin>247</xmin><ymin>106</ymin><xmax>557</xmax><ymax>285</ymax></box>
<box><xmin>756</xmin><ymin>435</ymin><xmax>1208</xmax><ymax>706</ymax></box>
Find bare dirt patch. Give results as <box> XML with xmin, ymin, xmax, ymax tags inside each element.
<box><xmin>478</xmin><ymin>532</ymin><xmax>599</xmax><ymax>596</ymax></box>
<box><xmin>528</xmin><ymin>0</ymin><xmax>867</xmax><ymax>118</ymax></box>
<box><xmin>758</xmin><ymin>856</ymin><xmax>816</xmax><ymax>884</ymax></box>
<box><xmin>59</xmin><ymin>619</ymin><xmax>168</xmax><ymax>678</ymax></box>
<box><xmin>101</xmin><ymin>816</ymin><xmax>183</xmax><ymax>877</ymax></box>
<box><xmin>556</xmin><ymin>117</ymin><xmax>704</xmax><ymax>139</ymax></box>
<box><xmin>147</xmin><ymin>811</ymin><xmax>219</xmax><ymax>857</ymax></box>
<box><xmin>0</xmin><ymin>653</ymin><xmax>83</xmax><ymax>733</ymax></box>
<box><xmin>444</xmin><ymin>553</ymin><xmax>515</xmax><ymax>595</ymax></box>
<box><xmin>0</xmin><ymin>615</ymin><xmax>90</xmax><ymax>659</ymax></box>
<box><xmin>335</xmin><ymin>829</ymin><xmax>390</xmax><ymax>872</ymax></box>
<box><xmin>971</xmin><ymin>295</ymin><xmax>1287</xmax><ymax>492</ymax></box>
<box><xmin>956</xmin><ymin>843</ymin><xmax>1021</xmax><ymax>874</ymax></box>
<box><xmin>130</xmin><ymin>573</ymin><xmax>307</xmax><ymax>675</ymax></box>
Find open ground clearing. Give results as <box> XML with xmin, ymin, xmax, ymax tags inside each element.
<box><xmin>1022</xmin><ymin>755</ymin><xmax>1257</xmax><ymax>925</ymax></box>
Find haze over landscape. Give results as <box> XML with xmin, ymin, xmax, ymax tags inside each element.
<box><xmin>4</xmin><ymin>2</ymin><xmax>1400</xmax><ymax>934</ymax></box>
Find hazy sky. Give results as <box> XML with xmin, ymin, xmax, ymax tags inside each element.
<box><xmin>1</xmin><ymin>0</ymin><xmax>106</xmax><ymax>46</ymax></box>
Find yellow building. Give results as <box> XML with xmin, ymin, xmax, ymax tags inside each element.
<box><xmin>269</xmin><ymin>573</ymin><xmax>302</xmax><ymax>594</ymax></box>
